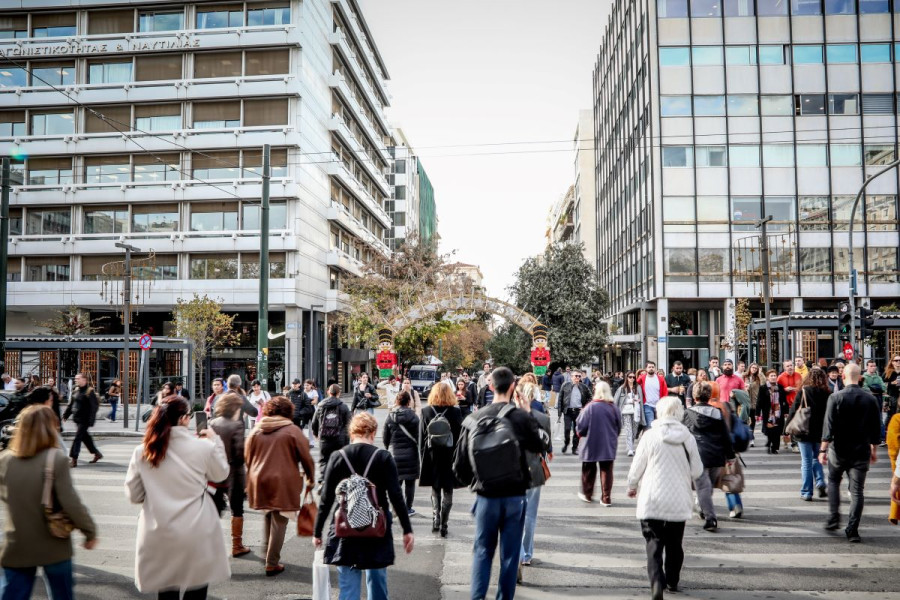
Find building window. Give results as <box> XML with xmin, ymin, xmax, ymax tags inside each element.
<box><xmin>192</xmin><ymin>102</ymin><xmax>240</xmax><ymax>129</ymax></box>
<box><xmin>758</xmin><ymin>0</ymin><xmax>790</xmax><ymax>14</ymax></box>
<box><xmin>25</xmin><ymin>257</ymin><xmax>70</xmax><ymax>282</ymax></box>
<box><xmin>240</xmin><ymin>252</ymin><xmax>287</xmax><ymax>279</ymax></box>
<box><xmin>659</xmin><ymin>47</ymin><xmax>690</xmax><ymax>66</ymax></box>
<box><xmin>243</xmin><ymin>148</ymin><xmax>288</xmax><ymax>177</ymax></box>
<box><xmin>860</xmin><ymin>0</ymin><xmax>889</xmax><ymax>11</ymax></box>
<box><xmin>758</xmin><ymin>45</ymin><xmax>787</xmax><ymax>65</ymax></box>
<box><xmin>864</xmin><ymin>145</ymin><xmax>895</xmax><ymax>165</ymax></box>
<box><xmin>190</xmin><ymin>202</ymin><xmax>239</xmax><ymax>231</ymax></box>
<box><xmin>135</xmin><ymin>55</ymin><xmax>183</xmax><ymax>81</ymax></box>
<box><xmin>85</xmin><ymin>155</ymin><xmax>131</xmax><ymax>185</ymax></box>
<box><xmin>0</xmin><ymin>111</ymin><xmax>26</xmax><ymax>136</ymax></box>
<box><xmin>761</xmin><ymin>95</ymin><xmax>794</xmax><ymax>115</ymax></box>
<box><xmin>826</xmin><ymin>44</ymin><xmax>857</xmax><ymax>64</ymax></box>
<box><xmin>0</xmin><ymin>64</ymin><xmax>26</xmax><ymax>88</ymax></box>
<box><xmin>729</xmin><ymin>145</ymin><xmax>760</xmax><ymax>167</ymax></box>
<box><xmin>732</xmin><ymin>197</ymin><xmax>761</xmax><ymax>230</ymax></box>
<box><xmin>692</xmin><ymin>46</ymin><xmax>723</xmax><ymax>66</ymax></box>
<box><xmin>25</xmin><ymin>208</ymin><xmax>70</xmax><ymax>235</ymax></box>
<box><xmin>132</xmin><ymin>204</ymin><xmax>178</xmax><ymax>232</ymax></box>
<box><xmin>824</xmin><ymin>0</ymin><xmax>856</xmax><ymax>14</ymax></box>
<box><xmin>792</xmin><ymin>0</ymin><xmax>823</xmax><ymax>15</ymax></box>
<box><xmin>793</xmin><ymin>45</ymin><xmax>824</xmax><ymax>65</ymax></box>
<box><xmin>725</xmin><ymin>46</ymin><xmax>756</xmax><ymax>65</ymax></box>
<box><xmin>84</xmin><ymin>104</ymin><xmax>131</xmax><ymax>134</ymax></box>
<box><xmin>662</xmin><ymin>146</ymin><xmax>693</xmax><ymax>167</ymax></box>
<box><xmin>135</xmin><ymin>104</ymin><xmax>181</xmax><ymax>131</ymax></box>
<box><xmin>696</xmin><ymin>146</ymin><xmax>727</xmax><ymax>167</ymax></box>
<box><xmin>866</xmin><ymin>195</ymin><xmax>897</xmax><ymax>231</ymax></box>
<box><xmin>698</xmin><ymin>249</ymin><xmax>728</xmax><ymax>282</ymax></box>
<box><xmin>133</xmin><ymin>154</ymin><xmax>180</xmax><ymax>182</ymax></box>
<box><xmin>31</xmin><ymin>62</ymin><xmax>75</xmax><ymax>87</ymax></box>
<box><xmin>84</xmin><ymin>207</ymin><xmax>129</xmax><ymax>234</ymax></box>
<box><xmin>138</xmin><ymin>10</ymin><xmax>184</xmax><ymax>32</ymax></box>
<box><xmin>691</xmin><ymin>0</ymin><xmax>722</xmax><ymax>16</ymax></box>
<box><xmin>800</xmin><ymin>248</ymin><xmax>831</xmax><ymax>282</ymax></box>
<box><xmin>245</xmin><ymin>49</ymin><xmax>290</xmax><ymax>75</ymax></box>
<box><xmin>694</xmin><ymin>95</ymin><xmax>726</xmax><ymax>116</ymax></box>
<box><xmin>8</xmin><ymin>208</ymin><xmax>22</xmax><ymax>235</ymax></box>
<box><xmin>88</xmin><ymin>60</ymin><xmax>133</xmax><ymax>84</ymax></box>
<box><xmin>247</xmin><ymin>3</ymin><xmax>291</xmax><ymax>26</ymax></box>
<box><xmin>860</xmin><ymin>43</ymin><xmax>891</xmax><ymax>63</ymax></box>
<box><xmin>795</xmin><ymin>94</ymin><xmax>826</xmax><ymax>115</ymax></box>
<box><xmin>727</xmin><ymin>95</ymin><xmax>758</xmax><ymax>116</ymax></box>
<box><xmin>861</xmin><ymin>93</ymin><xmax>894</xmax><ymax>114</ymax></box>
<box><xmin>657</xmin><ymin>0</ymin><xmax>689</xmax><ymax>17</ymax></box>
<box><xmin>196</xmin><ymin>4</ymin><xmax>243</xmax><ymax>29</ymax></box>
<box><xmin>765</xmin><ymin>196</ymin><xmax>796</xmax><ymax>230</ymax></box>
<box><xmin>829</xmin><ymin>93</ymin><xmax>858</xmax><ymax>115</ymax></box>
<box><xmin>190</xmin><ymin>254</ymin><xmax>239</xmax><ymax>279</ymax></box>
<box><xmin>868</xmin><ymin>248</ymin><xmax>899</xmax><ymax>283</ymax></box>
<box><xmin>796</xmin><ymin>144</ymin><xmax>828</xmax><ymax>167</ymax></box>
<box><xmin>194</xmin><ymin>51</ymin><xmax>242</xmax><ymax>79</ymax></box>
<box><xmin>81</xmin><ymin>256</ymin><xmax>112</xmax><ymax>281</ymax></box>
<box><xmin>830</xmin><ymin>144</ymin><xmax>861</xmax><ymax>167</ymax></box>
<box><xmin>697</xmin><ymin>197</ymin><xmax>729</xmax><ymax>231</ymax></box>
<box><xmin>798</xmin><ymin>196</ymin><xmax>830</xmax><ymax>230</ymax></box>
<box><xmin>145</xmin><ymin>254</ymin><xmax>178</xmax><ymax>280</ymax></box>
<box><xmin>6</xmin><ymin>258</ymin><xmax>20</xmax><ymax>282</ymax></box>
<box><xmin>762</xmin><ymin>145</ymin><xmax>794</xmax><ymax>167</ymax></box>
<box><xmin>191</xmin><ymin>151</ymin><xmax>240</xmax><ymax>179</ymax></box>
<box><xmin>242</xmin><ymin>202</ymin><xmax>287</xmax><ymax>230</ymax></box>
<box><xmin>26</xmin><ymin>157</ymin><xmax>72</xmax><ymax>185</ymax></box>
<box><xmin>724</xmin><ymin>0</ymin><xmax>755</xmax><ymax>15</ymax></box>
<box><xmin>664</xmin><ymin>249</ymin><xmax>696</xmax><ymax>282</ymax></box>
<box><xmin>243</xmin><ymin>98</ymin><xmax>289</xmax><ymax>127</ymax></box>
<box><xmin>31</xmin><ymin>13</ymin><xmax>76</xmax><ymax>37</ymax></box>
<box><xmin>663</xmin><ymin>197</ymin><xmax>695</xmax><ymax>232</ymax></box>
<box><xmin>87</xmin><ymin>9</ymin><xmax>134</xmax><ymax>34</ymax></box>
<box><xmin>30</xmin><ymin>111</ymin><xmax>74</xmax><ymax>135</ymax></box>
<box><xmin>661</xmin><ymin>96</ymin><xmax>693</xmax><ymax>117</ymax></box>
<box><xmin>832</xmin><ymin>195</ymin><xmax>863</xmax><ymax>230</ymax></box>
<box><xmin>0</xmin><ymin>15</ymin><xmax>27</xmax><ymax>39</ymax></box>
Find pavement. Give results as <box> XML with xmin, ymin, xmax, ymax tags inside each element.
<box><xmin>18</xmin><ymin>410</ymin><xmax>900</xmax><ymax>599</ymax></box>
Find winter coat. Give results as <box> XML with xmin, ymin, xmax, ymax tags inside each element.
<box><xmin>351</xmin><ymin>383</ymin><xmax>379</xmax><ymax>412</ymax></box>
<box><xmin>758</xmin><ymin>383</ymin><xmax>788</xmax><ymax>436</ymax></box>
<box><xmin>525</xmin><ymin>409</ymin><xmax>553</xmax><ymax>488</ymax></box>
<box><xmin>383</xmin><ymin>407</ymin><xmax>421</xmax><ymax>481</ymax></box>
<box><xmin>289</xmin><ymin>388</ymin><xmax>314</xmax><ymax>426</ymax></box>
<box><xmin>551</xmin><ymin>371</ymin><xmax>564</xmax><ymax>392</ymax></box>
<box><xmin>787</xmin><ymin>385</ymin><xmax>830</xmax><ymax>443</ymax></box>
<box><xmin>418</xmin><ymin>404</ymin><xmax>464</xmax><ymax>490</ymax></box>
<box><xmin>311</xmin><ymin>396</ymin><xmax>351</xmax><ymax>447</ymax></box>
<box><xmin>125</xmin><ymin>427</ymin><xmax>230</xmax><ymax>594</ymax></box>
<box><xmin>887</xmin><ymin>413</ymin><xmax>900</xmax><ymax>523</ymax></box>
<box><xmin>627</xmin><ymin>418</ymin><xmax>704</xmax><ymax>522</ymax></box>
<box><xmin>556</xmin><ymin>381</ymin><xmax>592</xmax><ymax>417</ymax></box>
<box><xmin>62</xmin><ymin>385</ymin><xmax>99</xmax><ymax>426</ymax></box>
<box><xmin>575</xmin><ymin>400</ymin><xmax>621</xmax><ymax>463</ymax></box>
<box><xmin>744</xmin><ymin>375</ymin><xmax>764</xmax><ymax>409</ymax></box>
<box><xmin>315</xmin><ymin>443</ymin><xmax>413</xmax><ymax>570</ymax></box>
<box><xmin>475</xmin><ymin>385</ymin><xmax>493</xmax><ymax>409</ymax></box>
<box><xmin>209</xmin><ymin>416</ymin><xmax>245</xmax><ymax>490</ymax></box>
<box><xmin>683</xmin><ymin>403</ymin><xmax>734</xmax><ymax>468</ymax></box>
<box><xmin>613</xmin><ymin>385</ymin><xmax>644</xmax><ymax>425</ymax></box>
<box><xmin>244</xmin><ymin>416</ymin><xmax>315</xmax><ymax>512</ymax></box>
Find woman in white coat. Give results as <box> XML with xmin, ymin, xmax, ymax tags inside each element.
<box><xmin>125</xmin><ymin>396</ymin><xmax>231</xmax><ymax>600</ymax></box>
<box><xmin>626</xmin><ymin>396</ymin><xmax>703</xmax><ymax>600</ymax></box>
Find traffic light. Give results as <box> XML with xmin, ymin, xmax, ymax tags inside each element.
<box><xmin>838</xmin><ymin>301</ymin><xmax>852</xmax><ymax>342</ymax></box>
<box><xmin>859</xmin><ymin>306</ymin><xmax>876</xmax><ymax>341</ymax></box>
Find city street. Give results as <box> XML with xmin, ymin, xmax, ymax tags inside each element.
<box><xmin>19</xmin><ymin>410</ymin><xmax>900</xmax><ymax>600</ymax></box>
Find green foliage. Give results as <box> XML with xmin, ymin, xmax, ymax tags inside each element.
<box><xmin>486</xmin><ymin>322</ymin><xmax>532</xmax><ymax>374</ymax></box>
<box><xmin>507</xmin><ymin>243</ymin><xmax>609</xmax><ymax>366</ymax></box>
<box><xmin>173</xmin><ymin>295</ymin><xmax>239</xmax><ymax>392</ymax></box>
<box><xmin>438</xmin><ymin>321</ymin><xmax>492</xmax><ymax>372</ymax></box>
<box><xmin>34</xmin><ymin>305</ymin><xmax>102</xmax><ymax>336</ymax></box>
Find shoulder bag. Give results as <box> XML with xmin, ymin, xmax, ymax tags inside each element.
<box><xmin>42</xmin><ymin>450</ymin><xmax>75</xmax><ymax>539</ymax></box>
<box><xmin>784</xmin><ymin>388</ymin><xmax>811</xmax><ymax>437</ymax></box>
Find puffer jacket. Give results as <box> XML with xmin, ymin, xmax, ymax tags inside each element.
<box><xmin>627</xmin><ymin>418</ymin><xmax>703</xmax><ymax>522</ymax></box>
<box><xmin>382</xmin><ymin>407</ymin><xmax>421</xmax><ymax>481</ymax></box>
<box><xmin>683</xmin><ymin>403</ymin><xmax>734</xmax><ymax>468</ymax></box>
<box><xmin>209</xmin><ymin>416</ymin><xmax>245</xmax><ymax>490</ymax></box>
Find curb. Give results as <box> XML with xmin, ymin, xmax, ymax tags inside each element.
<box><xmin>62</xmin><ymin>431</ymin><xmax>144</xmax><ymax>439</ymax></box>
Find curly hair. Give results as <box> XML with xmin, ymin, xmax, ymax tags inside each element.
<box><xmin>262</xmin><ymin>395</ymin><xmax>294</xmax><ymax>419</ymax></box>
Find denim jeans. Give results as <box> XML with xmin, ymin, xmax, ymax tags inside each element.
<box><xmin>726</xmin><ymin>493</ymin><xmax>742</xmax><ymax>511</ymax></box>
<box><xmin>2</xmin><ymin>559</ymin><xmax>73</xmax><ymax>600</ymax></box>
<box><xmin>336</xmin><ymin>566</ymin><xmax>387</xmax><ymax>600</ymax></box>
<box><xmin>520</xmin><ymin>486</ymin><xmax>542</xmax><ymax>563</ymax></box>
<box><xmin>108</xmin><ymin>398</ymin><xmax>118</xmax><ymax>421</ymax></box>
<box><xmin>827</xmin><ymin>451</ymin><xmax>869</xmax><ymax>535</ymax></box>
<box><xmin>643</xmin><ymin>404</ymin><xmax>656</xmax><ymax>428</ymax></box>
<box><xmin>471</xmin><ymin>494</ymin><xmax>527</xmax><ymax>600</ymax></box>
<box><xmin>798</xmin><ymin>441</ymin><xmax>826</xmax><ymax>498</ymax></box>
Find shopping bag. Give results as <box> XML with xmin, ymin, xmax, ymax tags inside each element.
<box><xmin>312</xmin><ymin>549</ymin><xmax>330</xmax><ymax>600</ymax></box>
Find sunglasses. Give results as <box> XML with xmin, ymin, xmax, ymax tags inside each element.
<box><xmin>627</xmin><ymin>376</ymin><xmax>636</xmax><ymax>379</ymax></box>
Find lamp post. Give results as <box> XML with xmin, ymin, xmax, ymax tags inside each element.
<box><xmin>755</xmin><ymin>216</ymin><xmax>774</xmax><ymax>371</ymax></box>
<box><xmin>114</xmin><ymin>242</ymin><xmax>140</xmax><ymax>429</ymax></box>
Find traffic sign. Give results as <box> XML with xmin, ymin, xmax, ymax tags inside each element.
<box><xmin>139</xmin><ymin>334</ymin><xmax>153</xmax><ymax>350</ymax></box>
<box><xmin>842</xmin><ymin>342</ymin><xmax>853</xmax><ymax>361</ymax></box>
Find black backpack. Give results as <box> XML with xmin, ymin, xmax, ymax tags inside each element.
<box><xmin>426</xmin><ymin>407</ymin><xmax>454</xmax><ymax>449</ymax></box>
<box><xmin>464</xmin><ymin>404</ymin><xmax>525</xmax><ymax>494</ymax></box>
<box><xmin>319</xmin><ymin>404</ymin><xmax>343</xmax><ymax>440</ymax></box>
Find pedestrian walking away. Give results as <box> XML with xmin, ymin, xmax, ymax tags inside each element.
<box><xmin>314</xmin><ymin>413</ymin><xmax>414</xmax><ymax>600</ymax></box>
<box><xmin>419</xmin><ymin>383</ymin><xmax>463</xmax><ymax>537</ymax></box>
<box><xmin>637</xmin><ymin>362</ymin><xmax>668</xmax><ymax>429</ymax></box>
<box><xmin>383</xmin><ymin>390</ymin><xmax>421</xmax><ymax>516</ymax></box>
<box><xmin>627</xmin><ymin>396</ymin><xmax>703</xmax><ymax>600</ymax></box>
<box><xmin>311</xmin><ymin>384</ymin><xmax>352</xmax><ymax>486</ymax></box>
<box><xmin>788</xmin><ymin>368</ymin><xmax>830</xmax><ymax>501</ymax></box>
<box><xmin>209</xmin><ymin>393</ymin><xmax>251</xmax><ymax>557</ymax></box>
<box><xmin>819</xmin><ymin>364</ymin><xmax>882</xmax><ymax>543</ymax></box>
<box><xmin>62</xmin><ymin>373</ymin><xmax>102</xmax><ymax>468</ymax></box>
<box><xmin>0</xmin><ymin>405</ymin><xmax>98</xmax><ymax>600</ymax></box>
<box><xmin>125</xmin><ymin>397</ymin><xmax>230</xmax><ymax>599</ymax></box>
<box><xmin>557</xmin><ymin>370</ymin><xmax>591</xmax><ymax>454</ymax></box>
<box><xmin>614</xmin><ymin>371</ymin><xmax>644</xmax><ymax>457</ymax></box>
<box><xmin>576</xmin><ymin>382</ymin><xmax>622</xmax><ymax>506</ymax></box>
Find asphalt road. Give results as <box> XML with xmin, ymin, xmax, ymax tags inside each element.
<box><xmin>9</xmin><ymin>411</ymin><xmax>900</xmax><ymax>600</ymax></box>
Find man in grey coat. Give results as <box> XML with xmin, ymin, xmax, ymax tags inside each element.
<box><xmin>557</xmin><ymin>371</ymin><xmax>592</xmax><ymax>454</ymax></box>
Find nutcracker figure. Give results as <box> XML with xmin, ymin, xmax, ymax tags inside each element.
<box><xmin>375</xmin><ymin>327</ymin><xmax>398</xmax><ymax>379</ymax></box>
<box><xmin>530</xmin><ymin>324</ymin><xmax>551</xmax><ymax>376</ymax></box>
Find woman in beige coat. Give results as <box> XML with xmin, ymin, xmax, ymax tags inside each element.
<box><xmin>125</xmin><ymin>396</ymin><xmax>230</xmax><ymax>600</ymax></box>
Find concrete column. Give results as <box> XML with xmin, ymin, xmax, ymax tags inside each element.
<box><xmin>656</xmin><ymin>299</ymin><xmax>668</xmax><ymax>372</ymax></box>
<box><xmin>723</xmin><ymin>298</ymin><xmax>737</xmax><ymax>364</ymax></box>
<box><xmin>285</xmin><ymin>306</ymin><xmax>302</xmax><ymax>386</ymax></box>
<box><xmin>791</xmin><ymin>298</ymin><xmax>804</xmax><ymax>314</ymax></box>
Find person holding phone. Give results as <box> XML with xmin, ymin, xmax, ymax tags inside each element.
<box><xmin>351</xmin><ymin>373</ymin><xmax>378</xmax><ymax>415</ymax></box>
<box><xmin>125</xmin><ymin>397</ymin><xmax>230</xmax><ymax>600</ymax></box>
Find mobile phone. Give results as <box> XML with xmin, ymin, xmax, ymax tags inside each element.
<box><xmin>194</xmin><ymin>411</ymin><xmax>208</xmax><ymax>435</ymax></box>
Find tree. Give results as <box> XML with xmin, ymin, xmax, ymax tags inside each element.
<box><xmin>507</xmin><ymin>243</ymin><xmax>609</xmax><ymax>366</ymax></box>
<box><xmin>173</xmin><ymin>295</ymin><xmax>240</xmax><ymax>395</ymax></box>
<box><xmin>34</xmin><ymin>305</ymin><xmax>103</xmax><ymax>336</ymax></box>
<box><xmin>438</xmin><ymin>321</ymin><xmax>492</xmax><ymax>372</ymax></box>
<box><xmin>486</xmin><ymin>322</ymin><xmax>532</xmax><ymax>374</ymax></box>
<box><xmin>735</xmin><ymin>298</ymin><xmax>752</xmax><ymax>344</ymax></box>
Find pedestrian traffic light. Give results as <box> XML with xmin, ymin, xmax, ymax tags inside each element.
<box><xmin>838</xmin><ymin>301</ymin><xmax>852</xmax><ymax>341</ymax></box>
<box><xmin>859</xmin><ymin>306</ymin><xmax>876</xmax><ymax>341</ymax></box>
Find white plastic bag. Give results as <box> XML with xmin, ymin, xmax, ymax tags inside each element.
<box><xmin>312</xmin><ymin>549</ymin><xmax>330</xmax><ymax>600</ymax></box>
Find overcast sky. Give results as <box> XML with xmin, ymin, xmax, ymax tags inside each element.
<box><xmin>360</xmin><ymin>0</ymin><xmax>613</xmax><ymax>299</ymax></box>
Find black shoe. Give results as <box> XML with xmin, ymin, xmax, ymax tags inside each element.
<box><xmin>824</xmin><ymin>518</ymin><xmax>840</xmax><ymax>531</ymax></box>
<box><xmin>571</xmin><ymin>447</ymin><xmax>578</xmax><ymax>455</ymax></box>
<box><xmin>440</xmin><ymin>527</ymin><xmax>448</xmax><ymax>538</ymax></box>
<box><xmin>667</xmin><ymin>583</ymin><xmax>680</xmax><ymax>593</ymax></box>
<box><xmin>650</xmin><ymin>582</ymin><xmax>664</xmax><ymax>600</ymax></box>
<box><xmin>703</xmin><ymin>518</ymin><xmax>717</xmax><ymax>532</ymax></box>
<box><xmin>562</xmin><ymin>445</ymin><xmax>568</xmax><ymax>454</ymax></box>
<box><xmin>846</xmin><ymin>531</ymin><xmax>861</xmax><ymax>543</ymax></box>
<box><xmin>817</xmin><ymin>486</ymin><xmax>828</xmax><ymax>499</ymax></box>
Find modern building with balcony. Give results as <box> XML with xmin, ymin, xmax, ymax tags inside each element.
<box><xmin>548</xmin><ymin>185</ymin><xmax>577</xmax><ymax>245</ymax></box>
<box><xmin>594</xmin><ymin>0</ymin><xmax>900</xmax><ymax>372</ymax></box>
<box><xmin>0</xmin><ymin>0</ymin><xmax>396</xmax><ymax>391</ymax></box>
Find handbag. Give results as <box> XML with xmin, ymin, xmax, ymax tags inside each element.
<box><xmin>297</xmin><ymin>487</ymin><xmax>317</xmax><ymax>537</ymax></box>
<box><xmin>784</xmin><ymin>389</ymin><xmax>811</xmax><ymax>437</ymax></box>
<box><xmin>716</xmin><ymin>456</ymin><xmax>745</xmax><ymax>494</ymax></box>
<box><xmin>540</xmin><ymin>455</ymin><xmax>551</xmax><ymax>481</ymax></box>
<box><xmin>42</xmin><ymin>450</ymin><xmax>75</xmax><ymax>539</ymax></box>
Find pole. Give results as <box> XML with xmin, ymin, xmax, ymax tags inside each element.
<box><xmin>134</xmin><ymin>349</ymin><xmax>147</xmax><ymax>433</ymax></box>
<box><xmin>115</xmin><ymin>242</ymin><xmax>138</xmax><ymax>428</ymax></box>
<box><xmin>756</xmin><ymin>216</ymin><xmax>774</xmax><ymax>371</ymax></box>
<box><xmin>257</xmin><ymin>145</ymin><xmax>271</xmax><ymax>387</ymax></box>
<box><xmin>0</xmin><ymin>159</ymin><xmax>10</xmax><ymax>376</ymax></box>
<box><xmin>847</xmin><ymin>155</ymin><xmax>900</xmax><ymax>362</ymax></box>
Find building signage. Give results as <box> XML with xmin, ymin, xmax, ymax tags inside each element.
<box><xmin>0</xmin><ymin>37</ymin><xmax>200</xmax><ymax>58</ymax></box>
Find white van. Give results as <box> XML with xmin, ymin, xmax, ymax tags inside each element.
<box><xmin>407</xmin><ymin>365</ymin><xmax>440</xmax><ymax>397</ymax></box>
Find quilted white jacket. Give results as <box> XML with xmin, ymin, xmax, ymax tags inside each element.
<box><xmin>627</xmin><ymin>417</ymin><xmax>704</xmax><ymax>522</ymax></box>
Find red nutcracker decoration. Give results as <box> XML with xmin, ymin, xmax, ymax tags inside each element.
<box><xmin>375</xmin><ymin>327</ymin><xmax>398</xmax><ymax>379</ymax></box>
<box><xmin>530</xmin><ymin>324</ymin><xmax>551</xmax><ymax>376</ymax></box>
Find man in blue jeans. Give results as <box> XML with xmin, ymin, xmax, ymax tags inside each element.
<box><xmin>454</xmin><ymin>367</ymin><xmax>545</xmax><ymax>600</ymax></box>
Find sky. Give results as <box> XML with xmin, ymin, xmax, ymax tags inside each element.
<box><xmin>359</xmin><ymin>0</ymin><xmax>613</xmax><ymax>299</ymax></box>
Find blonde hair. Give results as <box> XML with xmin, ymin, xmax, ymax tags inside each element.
<box><xmin>519</xmin><ymin>373</ymin><xmax>538</xmax><ymax>386</ymax></box>
<box><xmin>428</xmin><ymin>381</ymin><xmax>458</xmax><ymax>407</ymax></box>
<box><xmin>214</xmin><ymin>392</ymin><xmax>244</xmax><ymax>419</ymax></box>
<box><xmin>349</xmin><ymin>412</ymin><xmax>378</xmax><ymax>438</ymax></box>
<box><xmin>8</xmin><ymin>404</ymin><xmax>60</xmax><ymax>458</ymax></box>
<box><xmin>592</xmin><ymin>381</ymin><xmax>614</xmax><ymax>401</ymax></box>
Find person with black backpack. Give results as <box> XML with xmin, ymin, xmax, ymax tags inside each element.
<box><xmin>418</xmin><ymin>383</ymin><xmax>463</xmax><ymax>537</ymax></box>
<box><xmin>311</xmin><ymin>384</ymin><xmax>351</xmax><ymax>485</ymax></box>
<box><xmin>452</xmin><ymin>367</ymin><xmax>545</xmax><ymax>600</ymax></box>
<box><xmin>383</xmin><ymin>390</ymin><xmax>421</xmax><ymax>516</ymax></box>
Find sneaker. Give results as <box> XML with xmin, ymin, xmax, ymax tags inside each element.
<box><xmin>627</xmin><ymin>450</ymin><xmax>634</xmax><ymax>457</ymax></box>
<box><xmin>408</xmin><ymin>508</ymin><xmax>417</xmax><ymax>516</ymax></box>
<box><xmin>749</xmin><ymin>440</ymin><xmax>754</xmax><ymax>447</ymax></box>
<box><xmin>562</xmin><ymin>445</ymin><xmax>568</xmax><ymax>454</ymax></box>
<box><xmin>521</xmin><ymin>559</ymin><xmax>532</xmax><ymax>566</ymax></box>
<box><xmin>801</xmin><ymin>495</ymin><xmax>812</xmax><ymax>502</ymax></box>
<box><xmin>817</xmin><ymin>486</ymin><xmax>828</xmax><ymax>499</ymax></box>
<box><xmin>791</xmin><ymin>445</ymin><xmax>800</xmax><ymax>454</ymax></box>
<box><xmin>824</xmin><ymin>518</ymin><xmax>840</xmax><ymax>531</ymax></box>
<box><xmin>578</xmin><ymin>493</ymin><xmax>592</xmax><ymax>503</ymax></box>
<box><xmin>703</xmin><ymin>518</ymin><xmax>717</xmax><ymax>532</ymax></box>
<box><xmin>846</xmin><ymin>531</ymin><xmax>861</xmax><ymax>543</ymax></box>
<box><xmin>729</xmin><ymin>506</ymin><xmax>743</xmax><ymax>518</ymax></box>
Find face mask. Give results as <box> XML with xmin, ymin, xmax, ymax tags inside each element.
<box><xmin>689</xmin><ymin>374</ymin><xmax>696</xmax><ymax>382</ymax></box>
<box><xmin>723</xmin><ymin>368</ymin><xmax>733</xmax><ymax>376</ymax></box>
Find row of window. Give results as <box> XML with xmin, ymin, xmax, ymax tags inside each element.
<box><xmin>658</xmin><ymin>0</ymin><xmax>894</xmax><ymax>18</ymax></box>
<box><xmin>660</xmin><ymin>43</ymin><xmax>900</xmax><ymax>66</ymax></box>
<box><xmin>0</xmin><ymin>98</ymin><xmax>291</xmax><ymax>137</ymax></box>
<box><xmin>0</xmin><ymin>49</ymin><xmax>291</xmax><ymax>88</ymax></box>
<box><xmin>661</xmin><ymin>93</ymin><xmax>895</xmax><ymax>116</ymax></box>
<box><xmin>332</xmin><ymin>135</ymin><xmax>389</xmax><ymax>199</ymax></box>
<box><xmin>0</xmin><ymin>4</ymin><xmax>289</xmax><ymax>39</ymax></box>
<box><xmin>332</xmin><ymin>96</ymin><xmax>389</xmax><ymax>173</ymax></box>
<box><xmin>662</xmin><ymin>194</ymin><xmax>898</xmax><ymax>231</ymax></box>
<box><xmin>661</xmin><ymin>143</ymin><xmax>895</xmax><ymax>167</ymax></box>
<box><xmin>5</xmin><ymin>252</ymin><xmax>287</xmax><ymax>283</ymax></box>
<box><xmin>333</xmin><ymin>51</ymin><xmax>390</xmax><ymax>142</ymax></box>
<box><xmin>331</xmin><ymin>181</ymin><xmax>388</xmax><ymax>241</ymax></box>
<box><xmin>330</xmin><ymin>227</ymin><xmax>376</xmax><ymax>265</ymax></box>
<box><xmin>663</xmin><ymin>246</ymin><xmax>897</xmax><ymax>283</ymax></box>
<box><xmin>9</xmin><ymin>202</ymin><xmax>288</xmax><ymax>236</ymax></box>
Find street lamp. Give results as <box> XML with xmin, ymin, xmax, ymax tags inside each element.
<box><xmin>114</xmin><ymin>242</ymin><xmax>140</xmax><ymax>428</ymax></box>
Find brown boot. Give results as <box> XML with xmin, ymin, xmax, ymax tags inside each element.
<box><xmin>231</xmin><ymin>517</ymin><xmax>251</xmax><ymax>557</ymax></box>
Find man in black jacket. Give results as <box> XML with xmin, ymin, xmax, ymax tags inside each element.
<box><xmin>62</xmin><ymin>373</ymin><xmax>102</xmax><ymax>467</ymax></box>
<box><xmin>288</xmin><ymin>378</ymin><xmax>313</xmax><ymax>428</ymax></box>
<box><xmin>819</xmin><ymin>363</ymin><xmax>882</xmax><ymax>542</ymax></box>
<box><xmin>556</xmin><ymin>371</ymin><xmax>592</xmax><ymax>454</ymax></box>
